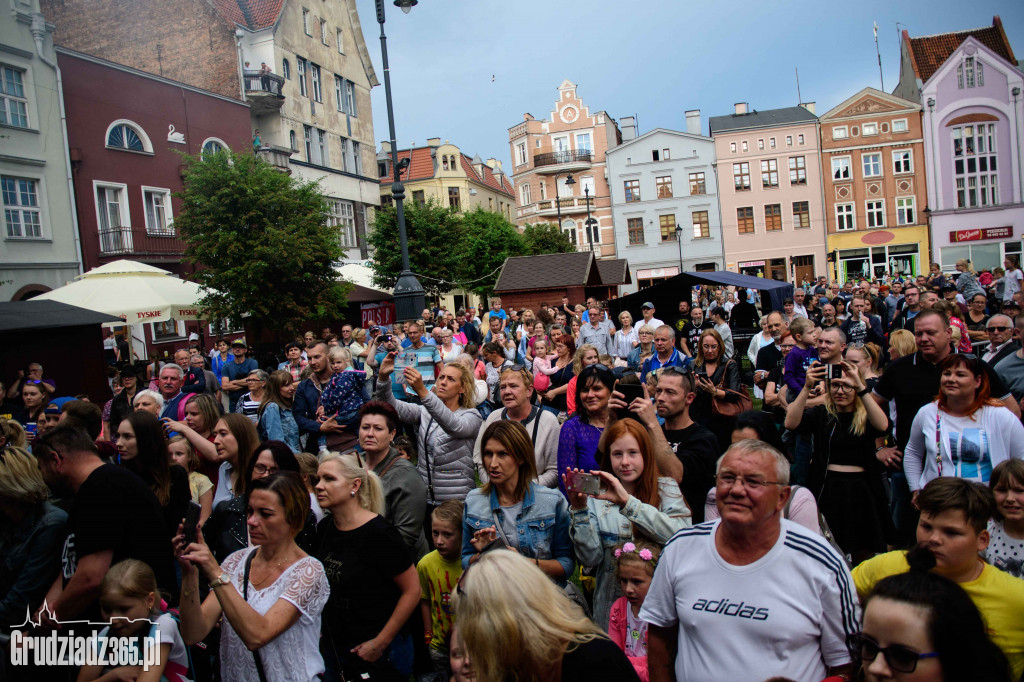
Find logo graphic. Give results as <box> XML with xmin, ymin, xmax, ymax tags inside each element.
<box><xmin>7</xmin><ymin>602</ymin><xmax>161</xmax><ymax>671</ymax></box>
<box><xmin>691</xmin><ymin>597</ymin><xmax>770</xmax><ymax>620</ymax></box>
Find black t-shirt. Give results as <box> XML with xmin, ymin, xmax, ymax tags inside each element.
<box><xmin>755</xmin><ymin>343</ymin><xmax>783</xmax><ymax>373</ymax></box>
<box><xmin>729</xmin><ymin>301</ymin><xmax>760</xmax><ymax>331</ymax></box>
<box><xmin>315</xmin><ymin>515</ymin><xmax>412</xmax><ymax>648</ymax></box>
<box><xmin>165</xmin><ymin>465</ymin><xmax>191</xmax><ymax>538</ymax></box>
<box><xmin>875</xmin><ymin>351</ymin><xmax>1010</xmax><ymax>452</ymax></box>
<box><xmin>662</xmin><ymin>422</ymin><xmax>721</xmax><ymax>524</ymax></box>
<box><xmin>561</xmin><ymin>637</ymin><xmax>641</xmax><ymax>681</ymax></box>
<box><xmin>680</xmin><ymin>319</ymin><xmax>712</xmax><ymax>352</ymax></box>
<box><xmin>62</xmin><ymin>463</ymin><xmax>175</xmax><ymax>614</ymax></box>
<box><xmin>965</xmin><ymin>312</ymin><xmax>989</xmax><ymax>333</ymax></box>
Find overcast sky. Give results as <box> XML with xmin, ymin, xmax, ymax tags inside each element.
<box><xmin>355</xmin><ymin>0</ymin><xmax>1023</xmax><ymax>171</ymax></box>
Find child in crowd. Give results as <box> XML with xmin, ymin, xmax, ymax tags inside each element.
<box><xmin>782</xmin><ymin>317</ymin><xmax>818</xmax><ymax>399</ymax></box>
<box><xmin>530</xmin><ymin>338</ymin><xmax>555</xmax><ymax>393</ymax></box>
<box><xmin>985</xmin><ymin>460</ymin><xmax>1024</xmax><ymax>578</ymax></box>
<box><xmin>448</xmin><ymin>625</ymin><xmax>473</xmax><ymax>682</ymax></box>
<box><xmin>78</xmin><ymin>559</ymin><xmax>190</xmax><ymax>682</ymax></box>
<box><xmin>418</xmin><ymin>500</ymin><xmax>465</xmax><ymax>679</ymax></box>
<box><xmin>608</xmin><ymin>541</ymin><xmax>659</xmax><ymax>682</ymax></box>
<box><xmin>294</xmin><ymin>451</ymin><xmax>326</xmax><ymax>522</ymax></box>
<box><xmin>317</xmin><ymin>347</ymin><xmax>367</xmax><ymax>451</ymax></box>
<box><xmin>167</xmin><ymin>435</ymin><xmax>213</xmax><ymax>525</ymax></box>
<box><xmin>394</xmin><ymin>435</ymin><xmax>417</xmax><ymax>463</ymax></box>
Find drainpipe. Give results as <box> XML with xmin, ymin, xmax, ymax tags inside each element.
<box><xmin>234</xmin><ymin>28</ymin><xmax>247</xmax><ymax>103</ymax></box>
<box><xmin>31</xmin><ymin>13</ymin><xmax>84</xmax><ymax>277</ymax></box>
<box><xmin>1012</xmin><ymin>87</ymin><xmax>1022</xmax><ymax>203</ymax></box>
<box><xmin>813</xmin><ymin>120</ymin><xmax>830</xmax><ymax>281</ymax></box>
<box><xmin>927</xmin><ymin>97</ymin><xmax>938</xmax><ymax>266</ymax></box>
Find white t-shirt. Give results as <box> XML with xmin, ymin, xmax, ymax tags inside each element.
<box><xmin>93</xmin><ymin>613</ymin><xmax>191</xmax><ymax>682</ymax></box>
<box><xmin>983</xmin><ymin>519</ymin><xmax>1024</xmax><ymax>578</ymax></box>
<box><xmin>639</xmin><ymin>519</ymin><xmax>858</xmax><ymax>682</ymax></box>
<box><xmin>903</xmin><ymin>403</ymin><xmax>1024</xmax><ymax>491</ymax></box>
<box><xmin>1004</xmin><ymin>268</ymin><xmax>1023</xmax><ymax>301</ymax></box>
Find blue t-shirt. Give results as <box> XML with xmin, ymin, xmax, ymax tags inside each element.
<box><xmin>222</xmin><ymin>357</ymin><xmax>258</xmax><ymax>409</ymax></box>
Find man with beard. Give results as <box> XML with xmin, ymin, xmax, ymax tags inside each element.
<box><xmin>293</xmin><ymin>341</ymin><xmax>346</xmax><ymax>447</ymax></box>
<box><xmin>679</xmin><ymin>307</ymin><xmax>713</xmax><ymax>357</ymax></box>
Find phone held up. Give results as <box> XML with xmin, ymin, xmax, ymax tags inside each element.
<box><xmin>182</xmin><ymin>501</ymin><xmax>201</xmax><ymax>546</ymax></box>
<box><xmin>565</xmin><ymin>470</ymin><xmax>606</xmax><ymax>496</ymax></box>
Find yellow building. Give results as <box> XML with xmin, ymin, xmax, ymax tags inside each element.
<box><xmin>378</xmin><ymin>138</ymin><xmax>515</xmax><ymax>218</ymax></box>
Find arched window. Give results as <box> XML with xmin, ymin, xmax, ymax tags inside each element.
<box><xmin>202</xmin><ymin>138</ymin><xmax>229</xmax><ymax>157</ymax></box>
<box><xmin>282</xmin><ymin>58</ymin><xmax>291</xmax><ymax>79</ymax></box>
<box><xmin>105</xmin><ymin>120</ymin><xmax>152</xmax><ymax>153</ymax></box>
<box><xmin>289</xmin><ymin>130</ymin><xmax>297</xmax><ymax>151</ymax></box>
<box><xmin>442</xmin><ymin>156</ymin><xmax>449</xmax><ymax>171</ymax></box>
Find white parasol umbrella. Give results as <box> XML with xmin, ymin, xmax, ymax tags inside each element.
<box><xmin>35</xmin><ymin>259</ymin><xmax>207</xmax><ymax>326</ymax></box>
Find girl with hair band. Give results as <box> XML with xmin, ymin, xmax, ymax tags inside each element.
<box><xmin>607</xmin><ymin>541</ymin><xmax>662</xmax><ymax>682</ymax></box>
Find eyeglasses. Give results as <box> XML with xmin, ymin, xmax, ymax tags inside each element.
<box><xmin>847</xmin><ymin>634</ymin><xmax>938</xmax><ymax>673</ymax></box>
<box><xmin>253</xmin><ymin>463</ymin><xmax>279</xmax><ymax>475</ymax></box>
<box><xmin>715</xmin><ymin>473</ymin><xmax>786</xmax><ymax>490</ymax></box>
<box><xmin>830</xmin><ymin>383</ymin><xmax>855</xmax><ymax>393</ymax></box>
<box><xmin>638</xmin><ymin>331</ymin><xmax>654</xmax><ymax>336</ymax></box>
<box><xmin>987</xmin><ymin>326</ymin><xmax>1010</xmax><ymax>332</ymax></box>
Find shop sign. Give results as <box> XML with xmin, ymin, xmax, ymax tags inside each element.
<box><xmin>948</xmin><ymin>226</ymin><xmax>1013</xmax><ymax>243</ymax></box>
<box><xmin>361</xmin><ymin>302</ymin><xmax>396</xmax><ymax>328</ymax></box>
<box><xmin>738</xmin><ymin>261</ymin><xmax>765</xmax><ymax>268</ymax></box>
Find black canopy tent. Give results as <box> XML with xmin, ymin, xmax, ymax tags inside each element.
<box><xmin>607</xmin><ymin>270</ymin><xmax>795</xmax><ymax>321</ymax></box>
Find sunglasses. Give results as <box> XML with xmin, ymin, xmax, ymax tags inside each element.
<box><xmin>847</xmin><ymin>633</ymin><xmax>938</xmax><ymax>673</ymax></box>
<box><xmin>987</xmin><ymin>326</ymin><xmax>1011</xmax><ymax>332</ymax></box>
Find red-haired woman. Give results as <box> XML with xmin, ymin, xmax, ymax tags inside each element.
<box><xmin>564</xmin><ymin>418</ymin><xmax>690</xmax><ymax>629</ymax></box>
<box><xmin>904</xmin><ymin>354</ymin><xmax>1024</xmax><ymax>501</ymax></box>
<box><xmin>540</xmin><ymin>334</ymin><xmax>576</xmax><ymax>415</ymax></box>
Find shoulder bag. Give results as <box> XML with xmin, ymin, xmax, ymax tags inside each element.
<box><xmin>711</xmin><ymin>359</ymin><xmax>753</xmax><ymax>417</ymax></box>
<box><xmin>243</xmin><ymin>550</ymin><xmax>269</xmax><ymax>682</ymax></box>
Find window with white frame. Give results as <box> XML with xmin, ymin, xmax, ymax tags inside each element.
<box><xmin>95</xmin><ymin>182</ymin><xmax>130</xmax><ymax>253</ymax></box>
<box><xmin>757</xmin><ymin>139</ymin><xmax>765</xmax><ymax>150</ymax></box>
<box><xmin>320</xmin><ymin>19</ymin><xmax>328</xmax><ymax>45</ymax></box>
<box><xmin>343</xmin><ymin>80</ymin><xmax>357</xmax><ymax>116</ymax></box>
<box><xmin>311</xmin><ymin>63</ymin><xmax>322</xmax><ymax>102</ymax></box>
<box><xmin>862</xmin><ymin>122</ymin><xmax>878</xmax><ymax>136</ymax></box>
<box><xmin>552</xmin><ymin>135</ymin><xmax>569</xmax><ymax>153</ymax></box>
<box><xmin>2</xmin><ymin>175</ymin><xmax>42</xmax><ymax>238</ymax></box>
<box><xmin>202</xmin><ymin>138</ymin><xmax>227</xmax><ymax>156</ymax></box>
<box><xmin>580</xmin><ymin>176</ymin><xmax>595</xmax><ymax>197</ymax></box>
<box><xmin>1</xmin><ymin>66</ymin><xmax>29</xmax><ymax>128</ymax></box>
<box><xmin>153</xmin><ymin>320</ymin><xmax>184</xmax><ymax>340</ymax></box>
<box><xmin>303</xmin><ymin>125</ymin><xmax>313</xmax><ymax>162</ymax></box>
<box><xmin>761</xmin><ymin>159</ymin><xmax>779</xmax><ymax>187</ymax></box>
<box><xmin>836</xmin><ymin>203</ymin><xmax>854</xmax><ymax>231</ymax></box>
<box><xmin>142</xmin><ymin>187</ymin><xmax>173</xmax><ymax>235</ymax></box>
<box><xmin>953</xmin><ymin>123</ymin><xmax>998</xmax><ymax>207</ymax></box>
<box><xmin>789</xmin><ymin>156</ymin><xmax>806</xmax><ymax>185</ymax></box>
<box><xmin>340</xmin><ymin>138</ymin><xmax>360</xmax><ymax>174</ymax></box>
<box><xmin>893</xmin><ymin>149</ymin><xmax>912</xmax><ymax>174</ymax></box>
<box><xmin>866</xmin><ymin>199</ymin><xmax>884</xmax><ymax>228</ymax></box>
<box><xmin>730</xmin><ymin>142</ymin><xmax>737</xmax><ymax>153</ymax></box>
<box><xmin>520</xmin><ymin>183</ymin><xmax>531</xmax><ymax>205</ymax></box>
<box><xmin>896</xmin><ymin>196</ymin><xmax>915</xmax><ymax>225</ymax></box>
<box><xmin>892</xmin><ymin>119</ymin><xmax>908</xmax><ymax>133</ymax></box>
<box><xmin>327</xmin><ymin>198</ymin><xmax>356</xmax><ymax>248</ymax></box>
<box><xmin>337</xmin><ymin>29</ymin><xmax>344</xmax><ymax>53</ymax></box>
<box><xmin>741</xmin><ymin>141</ymin><xmax>748</xmax><ymax>152</ymax></box>
<box><xmin>316</xmin><ymin>129</ymin><xmax>328</xmax><ymax>166</ymax></box>
<box><xmin>769</xmin><ymin>137</ymin><xmax>776</xmax><ymax>149</ymax></box>
<box><xmin>575</xmin><ymin>133</ymin><xmax>592</xmax><ymax>153</ymax></box>
<box><xmin>862</xmin><ymin>152</ymin><xmax>882</xmax><ymax>178</ymax></box>
<box><xmin>831</xmin><ymin>156</ymin><xmax>852</xmax><ymax>181</ymax></box>
<box><xmin>798</xmin><ymin>134</ymin><xmax>805</xmax><ymax>145</ymax></box>
<box><xmin>832</xmin><ymin>126</ymin><xmax>848</xmax><ymax>140</ymax></box>
<box><xmin>663</xmin><ymin>148</ymin><xmax>670</xmax><ymax>160</ymax></box>
<box><xmin>957</xmin><ymin>56</ymin><xmax>984</xmax><ymax>89</ymax></box>
<box><xmin>515</xmin><ymin>142</ymin><xmax>527</xmax><ymax>166</ymax></box>
<box><xmin>297</xmin><ymin>58</ymin><xmax>307</xmax><ymax>97</ymax></box>
<box><xmin>302</xmin><ymin>8</ymin><xmax>311</xmax><ymax>35</ymax></box>
<box><xmin>282</xmin><ymin>59</ymin><xmax>290</xmax><ymax>79</ymax></box>
<box><xmin>334</xmin><ymin>76</ymin><xmax>343</xmax><ymax>111</ymax></box>
<box><xmin>106</xmin><ymin>121</ymin><xmax>151</xmax><ymax>153</ymax></box>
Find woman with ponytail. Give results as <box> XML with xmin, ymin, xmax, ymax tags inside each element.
<box><xmin>313</xmin><ymin>454</ymin><xmax>420</xmax><ymax>682</ymax></box>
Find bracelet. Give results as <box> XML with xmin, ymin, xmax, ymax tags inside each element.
<box><xmin>856</xmin><ymin>387</ymin><xmax>871</xmax><ymax>397</ymax></box>
<box><xmin>535</xmin><ymin>557</ymin><xmax>540</xmax><ymax>568</ymax></box>
<box><xmin>875</xmin><ymin>446</ymin><xmax>887</xmax><ymax>453</ymax></box>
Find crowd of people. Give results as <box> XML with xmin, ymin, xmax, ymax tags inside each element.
<box><xmin>3</xmin><ymin>260</ymin><xmax>1024</xmax><ymax>681</ymax></box>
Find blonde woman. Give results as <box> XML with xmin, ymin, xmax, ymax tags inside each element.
<box><xmin>314</xmin><ymin>454</ymin><xmax>420</xmax><ymax>680</ymax></box>
<box><xmin>845</xmin><ymin>342</ymin><xmax>881</xmax><ymax>390</ymax></box>
<box><xmin>613</xmin><ymin>311</ymin><xmax>639</xmax><ymax>362</ymax></box>
<box><xmin>626</xmin><ymin>324</ymin><xmax>656</xmax><ymax>373</ymax></box>
<box><xmin>785</xmin><ymin>360</ymin><xmax>891</xmax><ymax>564</ymax></box>
<box><xmin>955</xmin><ymin>258</ymin><xmax>986</xmax><ymax>301</ymax></box>
<box><xmin>453</xmin><ymin>550</ymin><xmax>639</xmax><ymax>682</ymax></box>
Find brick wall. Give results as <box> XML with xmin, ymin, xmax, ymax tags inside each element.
<box><xmin>40</xmin><ymin>0</ymin><xmax>242</xmax><ymax>100</ymax></box>
<box><xmin>499</xmin><ymin>287</ymin><xmax>586</xmax><ymax>314</ymax></box>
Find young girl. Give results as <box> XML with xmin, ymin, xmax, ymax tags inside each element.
<box><xmin>78</xmin><ymin>559</ymin><xmax>190</xmax><ymax>682</ymax></box>
<box><xmin>608</xmin><ymin>541</ymin><xmax>660</xmax><ymax>682</ymax></box>
<box><xmin>985</xmin><ymin>460</ymin><xmax>1024</xmax><ymax>578</ymax></box>
<box><xmin>167</xmin><ymin>435</ymin><xmax>213</xmax><ymax>524</ymax></box>
<box><xmin>317</xmin><ymin>347</ymin><xmax>367</xmax><ymax>451</ymax></box>
<box><xmin>530</xmin><ymin>338</ymin><xmax>555</xmax><ymax>393</ymax></box>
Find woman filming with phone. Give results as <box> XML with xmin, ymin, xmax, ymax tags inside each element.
<box><xmin>565</xmin><ymin>419</ymin><xmax>689</xmax><ymax>629</ymax></box>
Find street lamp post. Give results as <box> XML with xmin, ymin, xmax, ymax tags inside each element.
<box><xmin>674</xmin><ymin>224</ymin><xmax>684</xmax><ymax>274</ymax></box>
<box><xmin>553</xmin><ymin>171</ymin><xmax>575</xmax><ymax>245</ymax></box>
<box><xmin>583</xmin><ymin>186</ymin><xmax>596</xmax><ymax>253</ymax></box>
<box><xmin>376</xmin><ymin>0</ymin><xmax>424</xmax><ymax>322</ymax></box>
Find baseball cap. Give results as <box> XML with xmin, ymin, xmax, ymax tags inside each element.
<box><xmin>641</xmin><ymin>301</ymin><xmax>655</xmax><ymax>309</ymax></box>
<box><xmin>231</xmin><ymin>338</ymin><xmax>247</xmax><ymax>347</ymax></box>
<box><xmin>1003</xmin><ymin>300</ymin><xmax>1020</xmax><ymax>309</ymax></box>
<box><xmin>44</xmin><ymin>396</ymin><xmax>76</xmax><ymax>416</ymax></box>
<box><xmin>188</xmin><ymin>332</ymin><xmax>199</xmax><ymax>342</ymax></box>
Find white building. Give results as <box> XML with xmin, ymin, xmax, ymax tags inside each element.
<box><xmin>0</xmin><ymin>0</ymin><xmax>80</xmax><ymax>300</ymax></box>
<box><xmin>606</xmin><ymin>113</ymin><xmax>725</xmax><ymax>294</ymax></box>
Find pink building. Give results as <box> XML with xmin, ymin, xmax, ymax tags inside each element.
<box><xmin>709</xmin><ymin>103</ymin><xmax>828</xmax><ymax>284</ymax></box>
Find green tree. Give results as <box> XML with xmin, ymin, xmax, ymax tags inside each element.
<box><xmin>456</xmin><ymin>207</ymin><xmax>527</xmax><ymax>297</ymax></box>
<box><xmin>368</xmin><ymin>198</ymin><xmax>464</xmax><ymax>297</ymax></box>
<box><xmin>521</xmin><ymin>222</ymin><xmax>575</xmax><ymax>255</ymax></box>
<box><xmin>175</xmin><ymin>151</ymin><xmax>348</xmax><ymax>332</ymax></box>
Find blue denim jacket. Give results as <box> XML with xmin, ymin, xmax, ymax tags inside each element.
<box><xmin>462</xmin><ymin>481</ymin><xmax>575</xmax><ymax>583</ymax></box>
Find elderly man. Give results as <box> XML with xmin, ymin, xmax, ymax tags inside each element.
<box><xmin>981</xmin><ymin>314</ymin><xmax>1019</xmax><ymax>366</ymax></box>
<box><xmin>640</xmin><ymin>301</ymin><xmax>665</xmax><ymax>330</ymax></box>
<box><xmin>5</xmin><ymin>362</ymin><xmax>56</xmax><ymax>401</ymax></box>
<box><xmin>995</xmin><ymin>314</ymin><xmax>1024</xmax><ymax>404</ymax></box>
<box><xmin>642</xmin><ymin>440</ymin><xmax>858</xmax><ymax>682</ymax></box>
<box><xmin>792</xmin><ymin>287</ymin><xmax>808</xmax><ymax>319</ymax></box>
<box><xmin>753</xmin><ymin>311</ymin><xmax>787</xmax><ymax>391</ymax></box>
<box><xmin>579</xmin><ymin>304</ymin><xmax>613</xmax><ymax>356</ymax></box>
<box><xmin>641</xmin><ymin>325</ymin><xmax>690</xmax><ymax>380</ymax></box>
<box><xmin>157</xmin><ymin>364</ymin><xmax>188</xmax><ymax>420</ymax></box>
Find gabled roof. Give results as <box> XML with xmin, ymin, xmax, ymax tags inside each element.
<box><xmin>819</xmin><ymin>87</ymin><xmax>920</xmax><ymax>121</ymax></box>
<box><xmin>380</xmin><ymin>147</ymin><xmax>514</xmax><ymax>195</ymax></box>
<box><xmin>210</xmin><ymin>0</ymin><xmax>284</xmax><ymax>30</ymax></box>
<box><xmin>904</xmin><ymin>16</ymin><xmax>1016</xmax><ymax>84</ymax></box>
<box><xmin>708</xmin><ymin>106</ymin><xmax>817</xmax><ymax>134</ymax></box>
<box><xmin>461</xmin><ymin>154</ymin><xmax>514</xmax><ymax>196</ymax></box>
<box><xmin>595</xmin><ymin>259</ymin><xmax>631</xmax><ymax>286</ymax></box>
<box><xmin>494</xmin><ymin>252</ymin><xmax>603</xmax><ymax>293</ymax></box>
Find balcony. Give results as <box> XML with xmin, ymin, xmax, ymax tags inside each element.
<box><xmin>533</xmin><ymin>150</ymin><xmax>593</xmax><ymax>173</ymax></box>
<box><xmin>98</xmin><ymin>225</ymin><xmax>185</xmax><ymax>260</ymax></box>
<box><xmin>531</xmin><ymin>197</ymin><xmax>591</xmax><ymax>217</ymax></box>
<box><xmin>243</xmin><ymin>70</ymin><xmax>286</xmax><ymax>115</ymax></box>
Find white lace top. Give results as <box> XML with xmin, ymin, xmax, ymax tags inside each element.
<box><xmin>218</xmin><ymin>547</ymin><xmax>331</xmax><ymax>682</ymax></box>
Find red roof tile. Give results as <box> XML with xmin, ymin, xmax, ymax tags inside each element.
<box><xmin>211</xmin><ymin>0</ymin><xmax>284</xmax><ymax>30</ymax></box>
<box><xmin>380</xmin><ymin>147</ymin><xmax>513</xmax><ymax>197</ymax></box>
<box><xmin>906</xmin><ymin>16</ymin><xmax>1016</xmax><ymax>83</ymax></box>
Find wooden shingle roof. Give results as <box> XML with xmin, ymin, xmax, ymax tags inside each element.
<box><xmin>494</xmin><ymin>252</ymin><xmax>603</xmax><ymax>293</ymax></box>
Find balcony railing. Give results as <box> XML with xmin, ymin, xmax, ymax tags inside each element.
<box><xmin>243</xmin><ymin>70</ymin><xmax>285</xmax><ymax>97</ymax></box>
<box><xmin>98</xmin><ymin>225</ymin><xmax>185</xmax><ymax>258</ymax></box>
<box><xmin>533</xmin><ymin>150</ymin><xmax>593</xmax><ymax>168</ymax></box>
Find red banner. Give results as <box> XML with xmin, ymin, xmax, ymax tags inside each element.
<box><xmin>361</xmin><ymin>302</ymin><xmax>396</xmax><ymax>328</ymax></box>
<box><xmin>949</xmin><ymin>226</ymin><xmax>1013</xmax><ymax>242</ymax></box>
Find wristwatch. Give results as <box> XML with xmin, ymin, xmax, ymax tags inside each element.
<box><xmin>208</xmin><ymin>573</ymin><xmax>231</xmax><ymax>589</ymax></box>
<box><xmin>856</xmin><ymin>387</ymin><xmax>871</xmax><ymax>397</ymax></box>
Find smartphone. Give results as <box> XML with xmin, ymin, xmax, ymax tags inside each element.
<box><xmin>182</xmin><ymin>501</ymin><xmax>201</xmax><ymax>546</ymax></box>
<box><xmin>615</xmin><ymin>383</ymin><xmax>645</xmax><ymax>420</ymax></box>
<box><xmin>393</xmin><ymin>351</ymin><xmax>417</xmax><ymax>384</ymax></box>
<box><xmin>379</xmin><ymin>334</ymin><xmax>392</xmax><ymax>345</ymax></box>
<box><xmin>826</xmin><ymin>364</ymin><xmax>843</xmax><ymax>380</ymax></box>
<box><xmin>566</xmin><ymin>471</ymin><xmax>605</xmax><ymax>496</ymax></box>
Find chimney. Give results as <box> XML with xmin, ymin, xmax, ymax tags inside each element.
<box><xmin>484</xmin><ymin>157</ymin><xmax>496</xmax><ymax>169</ymax></box>
<box><xmin>380</xmin><ymin>141</ymin><xmax>391</xmax><ymax>153</ymax></box>
<box><xmin>734</xmin><ymin>102</ymin><xmax>748</xmax><ymax>115</ymax></box>
<box><xmin>620</xmin><ymin>116</ymin><xmax>637</xmax><ymax>141</ymax></box>
<box><xmin>427</xmin><ymin>137</ymin><xmax>441</xmax><ymax>147</ymax></box>
<box><xmin>685</xmin><ymin>110</ymin><xmax>701</xmax><ymax>135</ymax></box>
<box><xmin>799</xmin><ymin>101</ymin><xmax>816</xmax><ymax>114</ymax></box>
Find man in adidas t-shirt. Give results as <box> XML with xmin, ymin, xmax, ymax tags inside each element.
<box><xmin>641</xmin><ymin>440</ymin><xmax>858</xmax><ymax>682</ymax></box>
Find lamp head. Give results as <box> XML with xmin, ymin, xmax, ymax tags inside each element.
<box><xmin>565</xmin><ymin>174</ymin><xmax>576</xmax><ymax>186</ymax></box>
<box><xmin>395</xmin><ymin>0</ymin><xmax>417</xmax><ymax>13</ymax></box>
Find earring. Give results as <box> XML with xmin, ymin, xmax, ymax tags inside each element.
<box><xmin>350</xmin><ymin>490</ymin><xmax>356</xmax><ymax>497</ymax></box>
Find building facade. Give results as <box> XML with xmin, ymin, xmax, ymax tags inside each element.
<box><xmin>377</xmin><ymin>138</ymin><xmax>514</xmax><ymax>218</ymax></box>
<box><xmin>606</xmin><ymin>116</ymin><xmax>725</xmax><ymax>295</ymax></box>
<box><xmin>58</xmin><ymin>48</ymin><xmax>251</xmax><ymax>349</ymax></box>
<box><xmin>894</xmin><ymin>21</ymin><xmax>1023</xmax><ymax>273</ymax></box>
<box><xmin>1</xmin><ymin>0</ymin><xmax>80</xmax><ymax>301</ymax></box>
<box><xmin>508</xmin><ymin>80</ymin><xmax>621</xmax><ymax>257</ymax></box>
<box><xmin>39</xmin><ymin>0</ymin><xmax>380</xmax><ymax>262</ymax></box>
<box><xmin>709</xmin><ymin>103</ymin><xmax>828</xmax><ymax>284</ymax></box>
<box><xmin>819</xmin><ymin>88</ymin><xmax>930</xmax><ymax>281</ymax></box>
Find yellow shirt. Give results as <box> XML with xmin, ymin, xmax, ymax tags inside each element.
<box><xmin>417</xmin><ymin>550</ymin><xmax>463</xmax><ymax>652</ymax></box>
<box><xmin>853</xmin><ymin>551</ymin><xmax>1024</xmax><ymax>679</ymax></box>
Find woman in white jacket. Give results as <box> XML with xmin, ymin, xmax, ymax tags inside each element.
<box><xmin>565</xmin><ymin>418</ymin><xmax>690</xmax><ymax>629</ymax></box>
<box><xmin>904</xmin><ymin>354</ymin><xmax>1024</xmax><ymax>501</ymax></box>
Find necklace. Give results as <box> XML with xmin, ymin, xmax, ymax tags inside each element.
<box><xmin>249</xmin><ymin>548</ymin><xmax>292</xmax><ymax>587</ymax></box>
